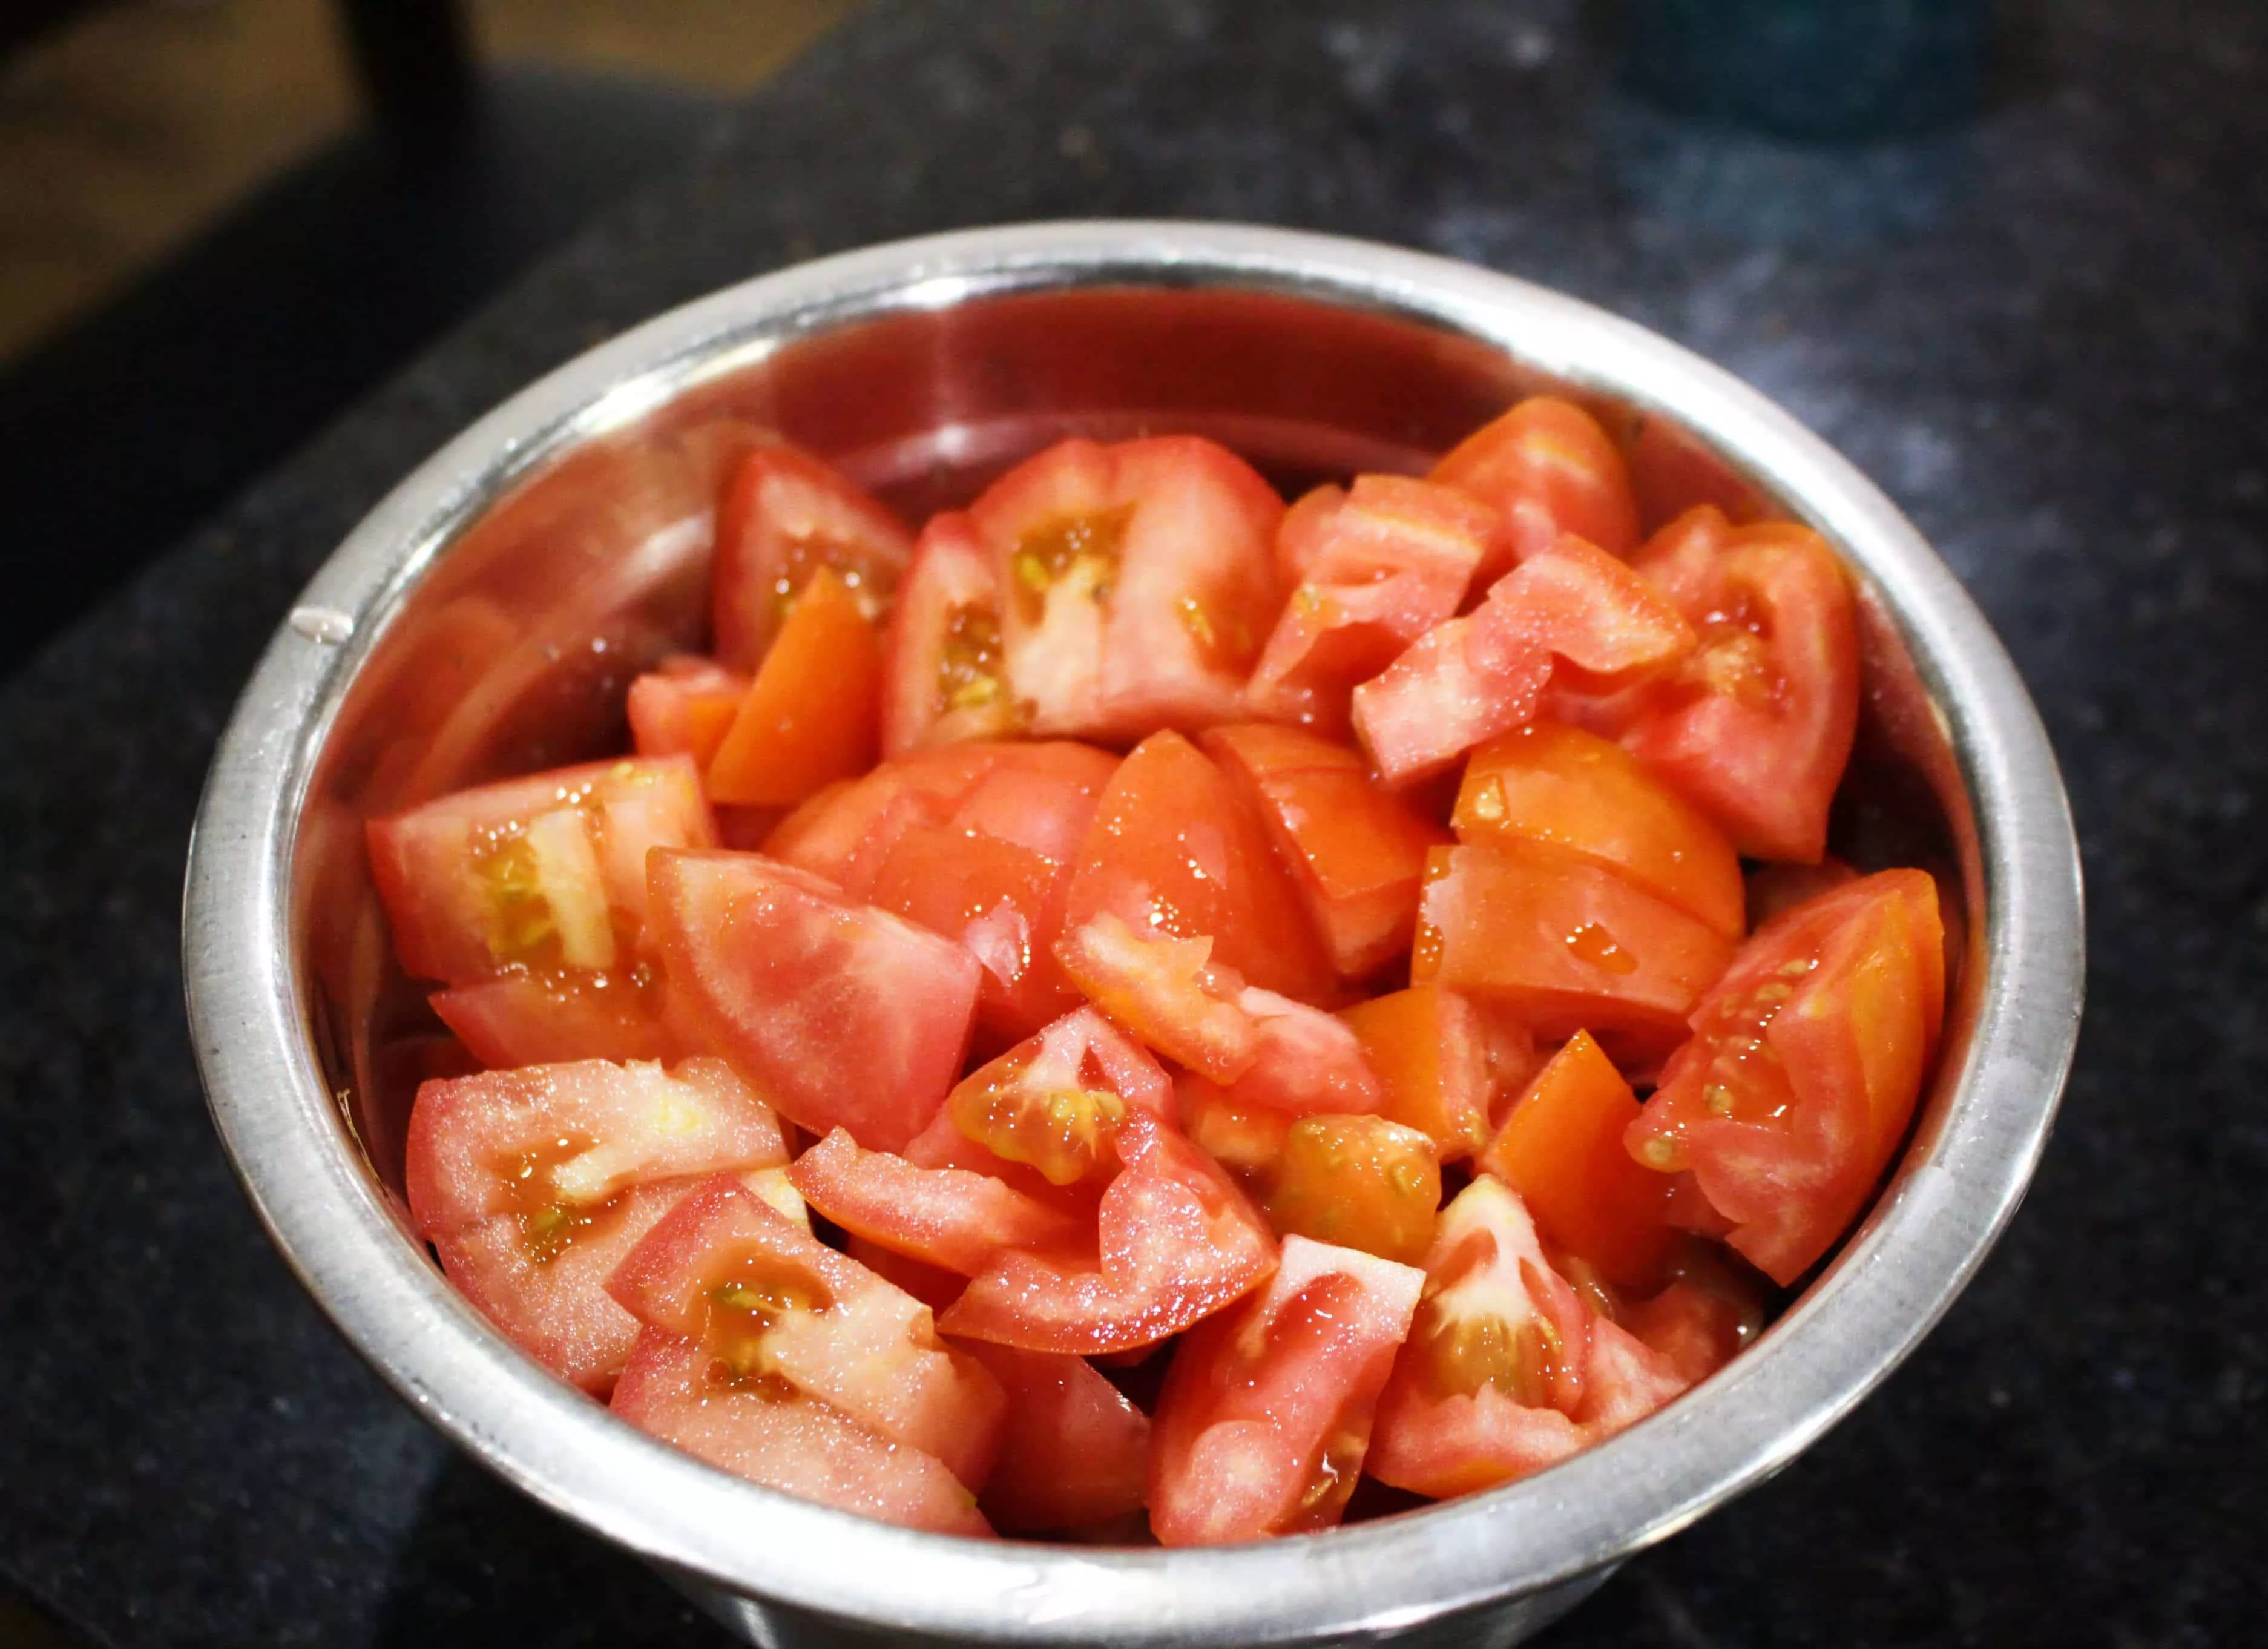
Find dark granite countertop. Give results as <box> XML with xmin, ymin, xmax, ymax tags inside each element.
<box><xmin>4</xmin><ymin>1</ymin><xmax>2262</xmax><ymax>1644</ymax></box>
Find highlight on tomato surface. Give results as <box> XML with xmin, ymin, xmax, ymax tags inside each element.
<box><xmin>366</xmin><ymin>407</ymin><xmax>1940</xmax><ymax>1544</ymax></box>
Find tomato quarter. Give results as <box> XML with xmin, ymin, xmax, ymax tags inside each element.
<box><xmin>711</xmin><ymin>442</ymin><xmax>912</xmax><ymax>672</ymax></box>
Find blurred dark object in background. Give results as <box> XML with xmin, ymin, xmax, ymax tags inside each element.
<box><xmin>1612</xmin><ymin>0</ymin><xmax>1994</xmax><ymax>138</ymax></box>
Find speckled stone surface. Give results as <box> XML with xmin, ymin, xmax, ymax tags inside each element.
<box><xmin>2</xmin><ymin>1</ymin><xmax>2261</xmax><ymax>1644</ymax></box>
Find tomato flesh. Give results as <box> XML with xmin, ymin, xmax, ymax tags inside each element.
<box><xmin>430</xmin><ymin>967</ymin><xmax>675</xmax><ymax>1069</ymax></box>
<box><xmin>1338</xmin><ymin>984</ymin><xmax>1496</xmax><ymax>1161</ymax></box>
<box><xmin>626</xmin><ymin>654</ymin><xmax>746</xmax><ymax>771</ymax></box>
<box><xmin>1177</xmin><ymin>1072</ymin><xmax>1294</xmax><ymax>1182</ymax></box>
<box><xmin>944</xmin><ymin>1006</ymin><xmax>1174</xmax><ymax>1188</ymax></box>
<box><xmin>1149</xmin><ymin>1236</ymin><xmax>1425</xmax><ymax>1545</ymax></box>
<box><xmin>705</xmin><ymin>565</ymin><xmax>883</xmax><ymax>807</ymax></box>
<box><xmin>956</xmin><ymin>1340</ymin><xmax>1152</xmax><ymax>1533</ymax></box>
<box><xmin>879</xmin><ymin>510</ymin><xmax>1024</xmax><ymax>755</ymax></box>
<box><xmin>711</xmin><ymin>442</ymin><xmax>912</xmax><ymax>673</ymax></box>
<box><xmin>789</xmin><ymin>1127</ymin><xmax>1087</xmax><ymax>1275</ymax></box>
<box><xmin>1428</xmin><ymin>395</ymin><xmax>1642</xmax><ymax>582</ymax></box>
<box><xmin>1262</xmin><ymin>1115</ymin><xmax>1442</xmax><ymax>1266</ymax></box>
<box><xmin>1620</xmin><ymin>1246</ymin><xmax>1770</xmax><ymax>1384</ymax></box>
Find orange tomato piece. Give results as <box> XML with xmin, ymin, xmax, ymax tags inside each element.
<box><xmin>1261</xmin><ymin>1114</ymin><xmax>1442</xmax><ymax>1266</ymax></box>
<box><xmin>705</xmin><ymin>566</ymin><xmax>883</xmax><ymax>806</ymax></box>
<box><xmin>1337</xmin><ymin>984</ymin><xmax>1496</xmax><ymax>1161</ymax></box>
<box><xmin>626</xmin><ymin>654</ymin><xmax>748</xmax><ymax>771</ymax></box>
<box><xmin>1428</xmin><ymin>395</ymin><xmax>1643</xmax><ymax>584</ymax></box>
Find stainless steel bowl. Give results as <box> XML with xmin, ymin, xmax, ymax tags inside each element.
<box><xmin>183</xmin><ymin>222</ymin><xmax>2083</xmax><ymax>1648</ymax></box>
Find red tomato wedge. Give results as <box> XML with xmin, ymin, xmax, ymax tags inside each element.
<box><xmin>1149</xmin><ymin>1236</ymin><xmax>1425</xmax><ymax>1545</ymax></box>
<box><xmin>646</xmin><ymin>849</ymin><xmax>981</xmax><ymax>1151</ymax></box>
<box><xmin>430</xmin><ymin>968</ymin><xmax>675</xmax><ymax>1068</ymax></box>
<box><xmin>1062</xmin><ymin>729</ymin><xmax>1334</xmax><ymax>1002</ymax></box>
<box><xmin>1244</xmin><ymin>477</ymin><xmax>1491</xmax><ymax>734</ymax></box>
<box><xmin>879</xmin><ymin>511</ymin><xmax>1024</xmax><ymax>755</ymax></box>
<box><xmin>1413</xmin><ymin>841</ymin><xmax>1737</xmax><ymax>1059</ymax></box>
<box><xmin>705</xmin><ymin>566</ymin><xmax>883</xmax><ymax>807</ymax></box>
<box><xmin>1352</xmin><ymin>535</ymin><xmax>1695</xmax><ymax>786</ymax></box>
<box><xmin>1621</xmin><ymin>1248</ymin><xmax>1770</xmax><ymax>1384</ymax></box>
<box><xmin>369</xmin><ymin>755</ymin><xmax>717</xmax><ymax>984</ymax></box>
<box><xmin>1261</xmin><ymin>1115</ymin><xmax>1442</xmax><ymax>1266</ymax></box>
<box><xmin>404</xmin><ymin>1058</ymin><xmax>786</xmax><ymax>1391</ymax></box>
<box><xmin>1203</xmin><ymin>723</ymin><xmax>1451</xmax><ymax>979</ymax></box>
<box><xmin>1627</xmin><ymin>869</ymin><xmax>1945</xmax><ymax>1283</ymax></box>
<box><xmin>711</xmin><ymin>442</ymin><xmax>912</xmax><ymax>673</ymax></box>
<box><xmin>943</xmin><ymin>1005</ymin><xmax>1174</xmax><ymax>1188</ymax></box>
<box><xmin>626</xmin><ymin>654</ymin><xmax>747</xmax><ymax>770</ymax></box>
<box><xmin>1338</xmin><ymin>985</ymin><xmax>1496</xmax><ymax>1161</ymax></box>
<box><xmin>1618</xmin><ymin>507</ymin><xmax>1861</xmax><ymax>863</ymax></box>
<box><xmin>964</xmin><ymin>436</ymin><xmax>1284</xmax><ymax>741</ymax></box>
<box><xmin>1453</xmin><ymin>722</ymin><xmax>1745</xmax><ymax>938</ymax></box>
<box><xmin>789</xmin><ymin>1127</ymin><xmax>1087</xmax><ymax>1275</ymax></box>
<box><xmin>1366</xmin><ymin>1178</ymin><xmax>1686</xmax><ymax>1497</ymax></box>
<box><xmin>1428</xmin><ymin>396</ymin><xmax>1642</xmax><ymax>583</ymax></box>
<box><xmin>1479</xmin><ymin>1031</ymin><xmax>1677</xmax><ymax>1292</ymax></box>
<box><xmin>956</xmin><ymin>1341</ymin><xmax>1152</xmax><ymax>1533</ymax></box>
<box><xmin>609</xmin><ymin>1328</ymin><xmax>990</xmax><ymax>1536</ymax></box>
<box><xmin>939</xmin><ymin>1114</ymin><xmax>1279</xmax><ymax>1355</ymax></box>
<box><xmin>608</xmin><ymin>1174</ymin><xmax>1006</xmax><ymax>1489</ymax></box>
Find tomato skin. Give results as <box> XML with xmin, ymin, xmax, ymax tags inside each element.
<box><xmin>938</xmin><ymin>1114</ymin><xmax>1279</xmax><ymax>1355</ymax></box>
<box><xmin>1626</xmin><ymin>869</ymin><xmax>1945</xmax><ymax>1284</ymax></box>
<box><xmin>1352</xmin><ymin>536</ymin><xmax>1695</xmax><ymax>787</ymax></box>
<box><xmin>1063</xmin><ymin>729</ymin><xmax>1335</xmax><ymax>1003</ymax></box>
<box><xmin>646</xmin><ymin>849</ymin><xmax>981</xmax><ymax>1151</ymax></box>
<box><xmin>788</xmin><ymin>1127</ymin><xmax>1087</xmax><ymax>1275</ymax></box>
<box><xmin>879</xmin><ymin>511</ymin><xmax>1023</xmax><ymax>756</ymax></box>
<box><xmin>369</xmin><ymin>755</ymin><xmax>717</xmax><ymax>985</ymax></box>
<box><xmin>1149</xmin><ymin>1236</ymin><xmax>1425</xmax><ymax>1545</ymax></box>
<box><xmin>1261</xmin><ymin>1115</ymin><xmax>1442</xmax><ymax>1266</ymax></box>
<box><xmin>711</xmin><ymin>442</ymin><xmax>912</xmax><ymax>673</ymax></box>
<box><xmin>1244</xmin><ymin>477</ymin><xmax>1491</xmax><ymax>734</ymax></box>
<box><xmin>1478</xmin><ymin>1031</ymin><xmax>1677</xmax><ymax>1292</ymax></box>
<box><xmin>705</xmin><ymin>567</ymin><xmax>883</xmax><ymax>807</ymax></box>
<box><xmin>626</xmin><ymin>654</ymin><xmax>747</xmax><ymax>771</ymax></box>
<box><xmin>1413</xmin><ymin>841</ymin><xmax>1738</xmax><ymax>1060</ymax></box>
<box><xmin>1619</xmin><ymin>509</ymin><xmax>1861</xmax><ymax>863</ymax></box>
<box><xmin>430</xmin><ymin>967</ymin><xmax>675</xmax><ymax>1068</ymax></box>
<box><xmin>1203</xmin><ymin>723</ymin><xmax>1451</xmax><ymax>980</ymax></box>
<box><xmin>1454</xmin><ymin>722</ymin><xmax>1745</xmax><ymax>938</ymax></box>
<box><xmin>1428</xmin><ymin>397</ymin><xmax>1643</xmax><ymax>583</ymax></box>
<box><xmin>956</xmin><ymin>1340</ymin><xmax>1152</xmax><ymax>1533</ymax></box>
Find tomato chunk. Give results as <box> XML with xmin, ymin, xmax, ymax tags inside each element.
<box><xmin>1352</xmin><ymin>535</ymin><xmax>1695</xmax><ymax>786</ymax></box>
<box><xmin>711</xmin><ymin>442</ymin><xmax>912</xmax><ymax>673</ymax></box>
<box><xmin>608</xmin><ymin>1174</ymin><xmax>1005</xmax><ymax>1489</ymax></box>
<box><xmin>956</xmin><ymin>1341</ymin><xmax>1152</xmax><ymax>1533</ymax></box>
<box><xmin>1063</xmin><ymin>729</ymin><xmax>1333</xmax><ymax>1002</ymax></box>
<box><xmin>944</xmin><ymin>1004</ymin><xmax>1174</xmax><ymax>1189</ymax></box>
<box><xmin>1338</xmin><ymin>985</ymin><xmax>1496</xmax><ymax>1161</ymax></box>
<box><xmin>1366</xmin><ymin>1178</ymin><xmax>1686</xmax><ymax>1497</ymax></box>
<box><xmin>1177</xmin><ymin>1072</ymin><xmax>1294</xmax><ymax>1182</ymax></box>
<box><xmin>1626</xmin><ymin>869</ymin><xmax>1944</xmax><ymax>1283</ymax></box>
<box><xmin>1203</xmin><ymin>723</ymin><xmax>1451</xmax><ymax>979</ymax></box>
<box><xmin>1428</xmin><ymin>396</ymin><xmax>1642</xmax><ymax>583</ymax></box>
<box><xmin>430</xmin><ymin>967</ymin><xmax>675</xmax><ymax>1069</ymax></box>
<box><xmin>939</xmin><ymin>1114</ymin><xmax>1279</xmax><ymax>1355</ymax></box>
<box><xmin>1618</xmin><ymin>508</ymin><xmax>1861</xmax><ymax>863</ymax></box>
<box><xmin>1262</xmin><ymin>1115</ymin><xmax>1442</xmax><ymax>1266</ymax></box>
<box><xmin>404</xmin><ymin>1058</ymin><xmax>786</xmax><ymax>1391</ymax></box>
<box><xmin>1414</xmin><ymin>841</ymin><xmax>1737</xmax><ymax>1059</ymax></box>
<box><xmin>844</xmin><ymin>1236</ymin><xmax>967</xmax><ymax>1312</ymax></box>
<box><xmin>626</xmin><ymin>654</ymin><xmax>747</xmax><ymax>771</ymax></box>
<box><xmin>1620</xmin><ymin>1247</ymin><xmax>1770</xmax><ymax>1384</ymax></box>
<box><xmin>1244</xmin><ymin>477</ymin><xmax>1491</xmax><ymax>734</ymax></box>
<box><xmin>965</xmin><ymin>436</ymin><xmax>1284</xmax><ymax>741</ymax></box>
<box><xmin>705</xmin><ymin>566</ymin><xmax>883</xmax><ymax>807</ymax></box>
<box><xmin>610</xmin><ymin>1328</ymin><xmax>990</xmax><ymax>1536</ymax></box>
<box><xmin>791</xmin><ymin>1128</ymin><xmax>1086</xmax><ymax>1275</ymax></box>
<box><xmin>646</xmin><ymin>849</ymin><xmax>981</xmax><ymax>1151</ymax></box>
<box><xmin>1479</xmin><ymin>1031</ymin><xmax>1677</xmax><ymax>1291</ymax></box>
<box><xmin>879</xmin><ymin>510</ymin><xmax>1024</xmax><ymax>755</ymax></box>
<box><xmin>1150</xmin><ymin>1236</ymin><xmax>1424</xmax><ymax>1545</ymax></box>
<box><xmin>1454</xmin><ymin>722</ymin><xmax>1744</xmax><ymax>938</ymax></box>
<box><xmin>369</xmin><ymin>755</ymin><xmax>717</xmax><ymax>984</ymax></box>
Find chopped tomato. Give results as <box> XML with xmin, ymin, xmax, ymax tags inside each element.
<box><xmin>705</xmin><ymin>566</ymin><xmax>883</xmax><ymax>807</ymax></box>
<box><xmin>1366</xmin><ymin>1178</ymin><xmax>1686</xmax><ymax>1497</ymax></box>
<box><xmin>1619</xmin><ymin>508</ymin><xmax>1861</xmax><ymax>863</ymax></box>
<box><xmin>430</xmin><ymin>967</ymin><xmax>674</xmax><ymax>1068</ymax></box>
<box><xmin>879</xmin><ymin>511</ymin><xmax>1024</xmax><ymax>755</ymax></box>
<box><xmin>1746</xmin><ymin>854</ymin><xmax>1859</xmax><ymax>930</ymax></box>
<box><xmin>369</xmin><ymin>755</ymin><xmax>717</xmax><ymax>984</ymax></box>
<box><xmin>789</xmin><ymin>1128</ymin><xmax>1086</xmax><ymax>1275</ymax></box>
<box><xmin>609</xmin><ymin>1328</ymin><xmax>990</xmax><ymax>1536</ymax></box>
<box><xmin>1478</xmin><ymin>1031</ymin><xmax>1677</xmax><ymax>1292</ymax></box>
<box><xmin>1413</xmin><ymin>841</ymin><xmax>1737</xmax><ymax>1059</ymax></box>
<box><xmin>1454</xmin><ymin>722</ymin><xmax>1744</xmax><ymax>937</ymax></box>
<box><xmin>1062</xmin><ymin>729</ymin><xmax>1333</xmax><ymax>1002</ymax></box>
<box><xmin>1626</xmin><ymin>869</ymin><xmax>1944</xmax><ymax>1283</ymax></box>
<box><xmin>1232</xmin><ymin>990</ymin><xmax>1387</xmax><ymax>1116</ymax></box>
<box><xmin>626</xmin><ymin>654</ymin><xmax>746</xmax><ymax>770</ymax></box>
<box><xmin>965</xmin><ymin>436</ymin><xmax>1284</xmax><ymax>740</ymax></box>
<box><xmin>1149</xmin><ymin>1236</ymin><xmax>1425</xmax><ymax>1544</ymax></box>
<box><xmin>711</xmin><ymin>442</ymin><xmax>912</xmax><ymax>673</ymax></box>
<box><xmin>1272</xmin><ymin>482</ymin><xmax>1344</xmax><ymax>586</ymax></box>
<box><xmin>1262</xmin><ymin>1115</ymin><xmax>1442</xmax><ymax>1266</ymax></box>
<box><xmin>1243</xmin><ymin>477</ymin><xmax>1491</xmax><ymax>733</ymax></box>
<box><xmin>1177</xmin><ymin>1072</ymin><xmax>1293</xmax><ymax>1181</ymax></box>
<box><xmin>1352</xmin><ymin>535</ymin><xmax>1695</xmax><ymax>786</ymax></box>
<box><xmin>1429</xmin><ymin>396</ymin><xmax>1642</xmax><ymax>583</ymax></box>
<box><xmin>944</xmin><ymin>1006</ymin><xmax>1173</xmax><ymax>1188</ymax></box>
<box><xmin>843</xmin><ymin>1235</ymin><xmax>966</xmax><ymax>1312</ymax></box>
<box><xmin>1620</xmin><ymin>1246</ymin><xmax>1770</xmax><ymax>1384</ymax></box>
<box><xmin>956</xmin><ymin>1341</ymin><xmax>1152</xmax><ymax>1533</ymax></box>
<box><xmin>939</xmin><ymin>1114</ymin><xmax>1278</xmax><ymax>1355</ymax></box>
<box><xmin>1338</xmin><ymin>985</ymin><xmax>1495</xmax><ymax>1160</ymax></box>
<box><xmin>646</xmin><ymin>849</ymin><xmax>981</xmax><ymax>1151</ymax></box>
<box><xmin>404</xmin><ymin>1058</ymin><xmax>786</xmax><ymax>1392</ymax></box>
<box><xmin>1203</xmin><ymin>723</ymin><xmax>1451</xmax><ymax>979</ymax></box>
<box><xmin>608</xmin><ymin>1174</ymin><xmax>1005</xmax><ymax>1489</ymax></box>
